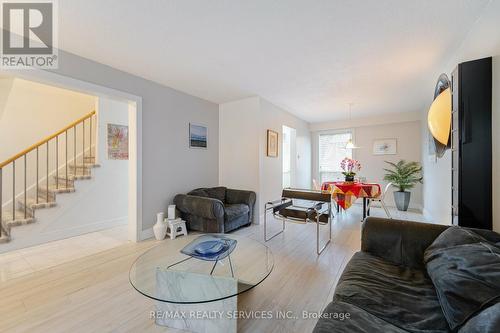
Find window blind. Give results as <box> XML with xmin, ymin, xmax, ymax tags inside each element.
<box><xmin>319</xmin><ymin>132</ymin><xmax>352</xmax><ymax>174</ymax></box>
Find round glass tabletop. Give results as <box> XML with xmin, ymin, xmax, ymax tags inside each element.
<box><xmin>129</xmin><ymin>233</ymin><xmax>274</xmax><ymax>304</ymax></box>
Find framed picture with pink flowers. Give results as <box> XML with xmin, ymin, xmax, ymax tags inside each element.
<box><xmin>107</xmin><ymin>123</ymin><xmax>129</xmax><ymax>160</ymax></box>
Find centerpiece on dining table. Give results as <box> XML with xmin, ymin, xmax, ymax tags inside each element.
<box><xmin>340</xmin><ymin>157</ymin><xmax>361</xmax><ymax>183</ymax></box>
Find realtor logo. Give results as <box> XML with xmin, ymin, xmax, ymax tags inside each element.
<box><xmin>1</xmin><ymin>0</ymin><xmax>58</xmax><ymax>68</ymax></box>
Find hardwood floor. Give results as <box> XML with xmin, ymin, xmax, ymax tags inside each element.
<box><xmin>0</xmin><ymin>206</ymin><xmax>423</xmax><ymax>332</ymax></box>
<box><xmin>235</xmin><ymin>212</ymin><xmax>361</xmax><ymax>333</ymax></box>
<box><xmin>0</xmin><ymin>226</ymin><xmax>128</xmax><ymax>282</ymax></box>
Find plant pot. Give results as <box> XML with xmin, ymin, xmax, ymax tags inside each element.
<box><xmin>393</xmin><ymin>191</ymin><xmax>411</xmax><ymax>211</ymax></box>
<box><xmin>345</xmin><ymin>175</ymin><xmax>355</xmax><ymax>182</ymax></box>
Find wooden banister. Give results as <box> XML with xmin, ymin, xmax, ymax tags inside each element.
<box><xmin>0</xmin><ymin>111</ymin><xmax>95</xmax><ymax>168</ymax></box>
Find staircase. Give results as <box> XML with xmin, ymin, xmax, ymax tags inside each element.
<box><xmin>0</xmin><ymin>111</ymin><xmax>97</xmax><ymax>243</ymax></box>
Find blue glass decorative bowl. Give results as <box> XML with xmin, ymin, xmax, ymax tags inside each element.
<box><xmin>180</xmin><ymin>234</ymin><xmax>237</xmax><ymax>261</ymax></box>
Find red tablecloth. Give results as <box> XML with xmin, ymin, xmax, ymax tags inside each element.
<box><xmin>322</xmin><ymin>181</ymin><xmax>381</xmax><ymax>210</ymax></box>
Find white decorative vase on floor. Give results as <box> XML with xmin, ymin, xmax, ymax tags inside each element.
<box><xmin>153</xmin><ymin>212</ymin><xmax>167</xmax><ymax>240</ymax></box>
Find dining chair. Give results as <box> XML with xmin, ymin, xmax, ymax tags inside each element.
<box><xmin>367</xmin><ymin>182</ymin><xmax>392</xmax><ymax>218</ymax></box>
<box><xmin>313</xmin><ymin>179</ymin><xmax>342</xmax><ymax>214</ymax></box>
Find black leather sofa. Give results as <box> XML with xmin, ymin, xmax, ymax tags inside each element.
<box><xmin>174</xmin><ymin>186</ymin><xmax>256</xmax><ymax>233</ymax></box>
<box><xmin>313</xmin><ymin>217</ymin><xmax>500</xmax><ymax>333</ymax></box>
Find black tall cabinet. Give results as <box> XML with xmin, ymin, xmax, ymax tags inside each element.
<box><xmin>451</xmin><ymin>57</ymin><xmax>492</xmax><ymax>230</ymax></box>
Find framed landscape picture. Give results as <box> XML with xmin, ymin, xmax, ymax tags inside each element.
<box><xmin>373</xmin><ymin>138</ymin><xmax>397</xmax><ymax>155</ymax></box>
<box><xmin>189</xmin><ymin>123</ymin><xmax>208</xmax><ymax>149</ymax></box>
<box><xmin>267</xmin><ymin>130</ymin><xmax>278</xmax><ymax>157</ymax></box>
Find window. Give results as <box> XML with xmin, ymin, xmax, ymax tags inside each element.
<box><xmin>318</xmin><ymin>131</ymin><xmax>352</xmax><ymax>183</ymax></box>
<box><xmin>282</xmin><ymin>126</ymin><xmax>296</xmax><ymax>188</ymax></box>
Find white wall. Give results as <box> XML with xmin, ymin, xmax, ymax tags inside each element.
<box><xmin>96</xmin><ymin>96</ymin><xmax>129</xmax><ymax>228</ymax></box>
<box><xmin>44</xmin><ymin>50</ymin><xmax>220</xmax><ymax>233</ymax></box>
<box><xmin>0</xmin><ymin>77</ymin><xmax>14</xmax><ymax>120</ymax></box>
<box><xmin>356</xmin><ymin>121</ymin><xmax>422</xmax><ymax>209</ymax></box>
<box><xmin>219</xmin><ymin>97</ymin><xmax>261</xmax><ymax>216</ymax></box>
<box><xmin>420</xmin><ymin>112</ymin><xmax>452</xmax><ymax>225</ymax></box>
<box><xmin>0</xmin><ymin>78</ymin><xmax>95</xmax><ymax>161</ymax></box>
<box><xmin>421</xmin><ymin>0</ymin><xmax>500</xmax><ymax>230</ymax></box>
<box><xmin>219</xmin><ymin>97</ymin><xmax>311</xmax><ymax>223</ymax></box>
<box><xmin>1</xmin><ymin>78</ymin><xmax>96</xmax><ymax>210</ymax></box>
<box><xmin>258</xmin><ymin>99</ymin><xmax>311</xmax><ymax>216</ymax></box>
<box><xmin>312</xmin><ymin>119</ymin><xmax>423</xmax><ymax>210</ymax></box>
<box><xmin>0</xmin><ymin>96</ymin><xmax>129</xmax><ymax>252</ymax></box>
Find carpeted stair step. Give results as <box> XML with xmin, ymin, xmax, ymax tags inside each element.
<box><xmin>36</xmin><ymin>190</ymin><xmax>56</xmax><ymax>203</ymax></box>
<box><xmin>0</xmin><ymin>222</ymin><xmax>10</xmax><ymax>243</ymax></box>
<box><xmin>54</xmin><ymin>176</ymin><xmax>76</xmax><ymax>186</ymax></box>
<box><xmin>67</xmin><ymin>165</ymin><xmax>94</xmax><ymax>177</ymax></box>
<box><xmin>38</xmin><ymin>186</ymin><xmax>75</xmax><ymax>201</ymax></box>
<box><xmin>1</xmin><ymin>210</ymin><xmax>35</xmax><ymax>227</ymax></box>
<box><xmin>54</xmin><ymin>173</ymin><xmax>90</xmax><ymax>184</ymax></box>
<box><xmin>17</xmin><ymin>198</ymin><xmax>57</xmax><ymax>215</ymax></box>
<box><xmin>68</xmin><ymin>163</ymin><xmax>100</xmax><ymax>170</ymax></box>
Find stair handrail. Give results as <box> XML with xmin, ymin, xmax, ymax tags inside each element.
<box><xmin>0</xmin><ymin>110</ymin><xmax>96</xmax><ymax>239</ymax></box>
<box><xmin>0</xmin><ymin>110</ymin><xmax>96</xmax><ymax>168</ymax></box>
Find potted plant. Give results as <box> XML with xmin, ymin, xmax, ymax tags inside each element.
<box><xmin>341</xmin><ymin>158</ymin><xmax>361</xmax><ymax>182</ymax></box>
<box><xmin>383</xmin><ymin>160</ymin><xmax>423</xmax><ymax>211</ymax></box>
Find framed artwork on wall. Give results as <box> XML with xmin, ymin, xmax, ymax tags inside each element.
<box><xmin>107</xmin><ymin>124</ymin><xmax>129</xmax><ymax>160</ymax></box>
<box><xmin>189</xmin><ymin>123</ymin><xmax>208</xmax><ymax>149</ymax></box>
<box><xmin>267</xmin><ymin>129</ymin><xmax>279</xmax><ymax>157</ymax></box>
<box><xmin>373</xmin><ymin>138</ymin><xmax>397</xmax><ymax>155</ymax></box>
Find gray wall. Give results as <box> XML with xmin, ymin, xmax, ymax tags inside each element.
<box><xmin>49</xmin><ymin>50</ymin><xmax>219</xmax><ymax>231</ymax></box>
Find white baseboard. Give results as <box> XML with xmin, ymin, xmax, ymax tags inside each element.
<box><xmin>140</xmin><ymin>227</ymin><xmax>154</xmax><ymax>240</ymax></box>
<box><xmin>422</xmin><ymin>208</ymin><xmax>432</xmax><ymax>222</ymax></box>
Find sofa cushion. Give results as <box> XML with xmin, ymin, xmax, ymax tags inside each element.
<box><xmin>313</xmin><ymin>299</ymin><xmax>407</xmax><ymax>333</ymax></box>
<box><xmin>205</xmin><ymin>186</ymin><xmax>227</xmax><ymax>202</ymax></box>
<box><xmin>424</xmin><ymin>227</ymin><xmax>500</xmax><ymax>331</ymax></box>
<box><xmin>187</xmin><ymin>189</ymin><xmax>209</xmax><ymax>198</ymax></box>
<box><xmin>334</xmin><ymin>252</ymin><xmax>449</xmax><ymax>333</ymax></box>
<box><xmin>224</xmin><ymin>204</ymin><xmax>249</xmax><ymax>220</ymax></box>
<box><xmin>457</xmin><ymin>303</ymin><xmax>500</xmax><ymax>333</ymax></box>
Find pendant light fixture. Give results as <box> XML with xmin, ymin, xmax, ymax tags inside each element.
<box><xmin>345</xmin><ymin>103</ymin><xmax>359</xmax><ymax>149</ymax></box>
<box><xmin>345</xmin><ymin>139</ymin><xmax>357</xmax><ymax>149</ymax></box>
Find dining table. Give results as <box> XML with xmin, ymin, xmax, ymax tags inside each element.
<box><xmin>321</xmin><ymin>181</ymin><xmax>382</xmax><ymax>220</ymax></box>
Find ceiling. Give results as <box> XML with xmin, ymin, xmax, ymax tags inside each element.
<box><xmin>58</xmin><ymin>0</ymin><xmax>490</xmax><ymax>122</ymax></box>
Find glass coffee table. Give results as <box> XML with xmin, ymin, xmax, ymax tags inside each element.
<box><xmin>129</xmin><ymin>233</ymin><xmax>273</xmax><ymax>333</ymax></box>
